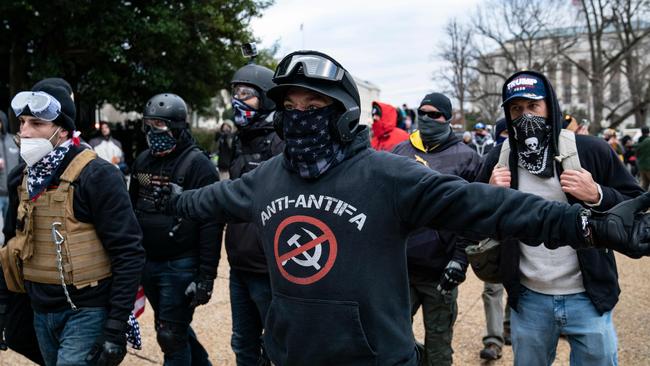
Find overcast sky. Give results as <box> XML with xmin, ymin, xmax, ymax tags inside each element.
<box><xmin>251</xmin><ymin>0</ymin><xmax>482</xmax><ymax>108</ymax></box>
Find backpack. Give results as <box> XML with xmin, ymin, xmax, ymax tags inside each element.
<box><xmin>465</xmin><ymin>130</ymin><xmax>582</xmax><ymax>283</ymax></box>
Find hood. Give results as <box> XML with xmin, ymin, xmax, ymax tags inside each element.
<box><xmin>502</xmin><ymin>70</ymin><xmax>563</xmax><ymax>178</ymax></box>
<box><xmin>371</xmin><ymin>102</ymin><xmax>398</xmax><ymax>138</ymax></box>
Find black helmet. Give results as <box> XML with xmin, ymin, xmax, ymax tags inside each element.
<box><xmin>267</xmin><ymin>50</ymin><xmax>361</xmax><ymax>142</ymax></box>
<box><xmin>231</xmin><ymin>64</ymin><xmax>276</xmax><ymax>111</ymax></box>
<box><xmin>143</xmin><ymin>93</ymin><xmax>188</xmax><ymax>129</ymax></box>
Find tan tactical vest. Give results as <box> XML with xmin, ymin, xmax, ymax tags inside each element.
<box><xmin>0</xmin><ymin>149</ymin><xmax>112</xmax><ymax>292</ymax></box>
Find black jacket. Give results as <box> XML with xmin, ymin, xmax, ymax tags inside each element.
<box><xmin>129</xmin><ymin>132</ymin><xmax>222</xmax><ymax>279</ymax></box>
<box><xmin>0</xmin><ymin>145</ymin><xmax>145</xmax><ymax>323</ymax></box>
<box><xmin>476</xmin><ymin>70</ymin><xmax>644</xmax><ymax>314</ymax></box>
<box><xmin>170</xmin><ymin>126</ymin><xmax>591</xmax><ymax>366</ymax></box>
<box><xmin>226</xmin><ymin>119</ymin><xmax>284</xmax><ymax>273</ymax></box>
<box><xmin>391</xmin><ymin>131</ymin><xmax>482</xmax><ymax>279</ymax></box>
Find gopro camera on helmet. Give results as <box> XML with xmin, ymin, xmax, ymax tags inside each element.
<box><xmin>241</xmin><ymin>43</ymin><xmax>258</xmax><ymax>59</ymax></box>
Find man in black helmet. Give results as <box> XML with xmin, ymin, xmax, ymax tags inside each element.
<box><xmin>227</xmin><ymin>64</ymin><xmax>283</xmax><ymax>365</ymax></box>
<box><xmin>0</xmin><ymin>78</ymin><xmax>145</xmax><ymax>366</ymax></box>
<box><xmin>129</xmin><ymin>93</ymin><xmax>222</xmax><ymax>365</ymax></box>
<box><xmin>158</xmin><ymin>50</ymin><xmax>650</xmax><ymax>366</ymax></box>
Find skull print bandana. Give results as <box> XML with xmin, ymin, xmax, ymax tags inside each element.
<box><xmin>512</xmin><ymin>114</ymin><xmax>554</xmax><ymax>177</ymax></box>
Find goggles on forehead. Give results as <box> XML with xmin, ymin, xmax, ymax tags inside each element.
<box><xmin>274</xmin><ymin>52</ymin><xmax>346</xmax><ymax>82</ymax></box>
<box><xmin>232</xmin><ymin>85</ymin><xmax>260</xmax><ymax>101</ymax></box>
<box><xmin>11</xmin><ymin>91</ymin><xmax>62</xmax><ymax>121</ymax></box>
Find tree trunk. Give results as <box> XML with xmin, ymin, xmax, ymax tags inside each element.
<box><xmin>8</xmin><ymin>38</ymin><xmax>26</xmax><ymax>134</ymax></box>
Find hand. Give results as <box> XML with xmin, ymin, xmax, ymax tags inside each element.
<box><xmin>152</xmin><ymin>182</ymin><xmax>183</xmax><ymax>214</ymax></box>
<box><xmin>561</xmin><ymin>169</ymin><xmax>599</xmax><ymax>203</ymax></box>
<box><xmin>185</xmin><ymin>277</ymin><xmax>214</xmax><ymax>308</ymax></box>
<box><xmin>86</xmin><ymin>319</ymin><xmax>127</xmax><ymax>366</ymax></box>
<box><xmin>436</xmin><ymin>260</ymin><xmax>466</xmax><ymax>295</ymax></box>
<box><xmin>489</xmin><ymin>166</ymin><xmax>511</xmax><ymax>187</ymax></box>
<box><xmin>582</xmin><ymin>193</ymin><xmax>650</xmax><ymax>257</ymax></box>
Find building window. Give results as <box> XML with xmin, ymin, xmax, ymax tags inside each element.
<box><xmin>578</xmin><ymin>60</ymin><xmax>589</xmax><ymax>104</ymax></box>
<box><xmin>562</xmin><ymin>62</ymin><xmax>572</xmax><ymax>104</ymax></box>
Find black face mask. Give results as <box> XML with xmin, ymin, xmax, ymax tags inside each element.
<box><xmin>283</xmin><ymin>105</ymin><xmax>347</xmax><ymax>179</ymax></box>
<box><xmin>512</xmin><ymin>114</ymin><xmax>554</xmax><ymax>177</ymax></box>
<box><xmin>418</xmin><ymin>116</ymin><xmax>451</xmax><ymax>149</ymax></box>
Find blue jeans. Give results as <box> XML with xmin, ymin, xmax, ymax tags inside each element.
<box><xmin>141</xmin><ymin>257</ymin><xmax>211</xmax><ymax>366</ymax></box>
<box><xmin>511</xmin><ymin>287</ymin><xmax>618</xmax><ymax>366</ymax></box>
<box><xmin>0</xmin><ymin>195</ymin><xmax>9</xmax><ymax>223</ymax></box>
<box><xmin>229</xmin><ymin>269</ymin><xmax>272</xmax><ymax>366</ymax></box>
<box><xmin>33</xmin><ymin>307</ymin><xmax>107</xmax><ymax>366</ymax></box>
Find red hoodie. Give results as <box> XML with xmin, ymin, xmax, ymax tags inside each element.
<box><xmin>371</xmin><ymin>101</ymin><xmax>409</xmax><ymax>151</ymax></box>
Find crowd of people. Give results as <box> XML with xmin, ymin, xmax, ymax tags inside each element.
<box><xmin>0</xmin><ymin>49</ymin><xmax>650</xmax><ymax>366</ymax></box>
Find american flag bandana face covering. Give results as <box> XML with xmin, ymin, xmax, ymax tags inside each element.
<box><xmin>282</xmin><ymin>105</ymin><xmax>347</xmax><ymax>179</ymax></box>
<box><xmin>26</xmin><ymin>144</ymin><xmax>69</xmax><ymax>200</ymax></box>
<box><xmin>232</xmin><ymin>98</ymin><xmax>258</xmax><ymax>127</ymax></box>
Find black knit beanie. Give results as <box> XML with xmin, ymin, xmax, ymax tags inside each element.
<box><xmin>419</xmin><ymin>93</ymin><xmax>452</xmax><ymax>120</ymax></box>
<box><xmin>30</xmin><ymin>84</ymin><xmax>76</xmax><ymax>133</ymax></box>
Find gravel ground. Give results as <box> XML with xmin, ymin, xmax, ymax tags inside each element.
<box><xmin>2</xmin><ymin>252</ymin><xmax>649</xmax><ymax>365</ymax></box>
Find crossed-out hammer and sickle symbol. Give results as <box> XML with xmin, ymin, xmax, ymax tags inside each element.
<box><xmin>281</xmin><ymin>227</ymin><xmax>323</xmax><ymax>270</ymax></box>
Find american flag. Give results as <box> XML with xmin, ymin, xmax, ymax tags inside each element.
<box><xmin>133</xmin><ymin>285</ymin><xmax>146</xmax><ymax>318</ymax></box>
<box><xmin>126</xmin><ymin>286</ymin><xmax>146</xmax><ymax>349</ymax></box>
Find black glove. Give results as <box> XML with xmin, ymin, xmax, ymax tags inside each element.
<box><xmin>86</xmin><ymin>319</ymin><xmax>127</xmax><ymax>366</ymax></box>
<box><xmin>436</xmin><ymin>260</ymin><xmax>466</xmax><ymax>295</ymax></box>
<box><xmin>0</xmin><ymin>304</ymin><xmax>7</xmax><ymax>351</ymax></box>
<box><xmin>582</xmin><ymin>192</ymin><xmax>650</xmax><ymax>257</ymax></box>
<box><xmin>185</xmin><ymin>277</ymin><xmax>214</xmax><ymax>308</ymax></box>
<box><xmin>152</xmin><ymin>182</ymin><xmax>183</xmax><ymax>214</ymax></box>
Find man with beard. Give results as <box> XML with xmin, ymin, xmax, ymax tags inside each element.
<box><xmin>157</xmin><ymin>51</ymin><xmax>650</xmax><ymax>366</ymax></box>
<box><xmin>227</xmin><ymin>62</ymin><xmax>284</xmax><ymax>365</ymax></box>
<box><xmin>477</xmin><ymin>71</ymin><xmax>644</xmax><ymax>365</ymax></box>
<box><xmin>89</xmin><ymin>122</ymin><xmax>124</xmax><ymax>170</ymax></box>
<box><xmin>129</xmin><ymin>93</ymin><xmax>222</xmax><ymax>365</ymax></box>
<box><xmin>391</xmin><ymin>92</ymin><xmax>481</xmax><ymax>365</ymax></box>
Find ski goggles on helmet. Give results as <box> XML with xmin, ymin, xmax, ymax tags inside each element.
<box><xmin>232</xmin><ymin>85</ymin><xmax>260</xmax><ymax>101</ymax></box>
<box><xmin>11</xmin><ymin>91</ymin><xmax>61</xmax><ymax>121</ymax></box>
<box><xmin>274</xmin><ymin>51</ymin><xmax>346</xmax><ymax>82</ymax></box>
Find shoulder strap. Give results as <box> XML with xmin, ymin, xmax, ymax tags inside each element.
<box><xmin>59</xmin><ymin>149</ymin><xmax>97</xmax><ymax>190</ymax></box>
<box><xmin>172</xmin><ymin>147</ymin><xmax>204</xmax><ymax>187</ymax></box>
<box><xmin>554</xmin><ymin>129</ymin><xmax>582</xmax><ymax>171</ymax></box>
<box><xmin>497</xmin><ymin>140</ymin><xmax>510</xmax><ymax>168</ymax></box>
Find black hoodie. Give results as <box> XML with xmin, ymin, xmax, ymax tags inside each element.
<box><xmin>169</xmin><ymin>124</ymin><xmax>599</xmax><ymax>366</ymax></box>
<box><xmin>226</xmin><ymin>116</ymin><xmax>284</xmax><ymax>273</ymax></box>
<box><xmin>129</xmin><ymin>130</ymin><xmax>223</xmax><ymax>279</ymax></box>
<box><xmin>476</xmin><ymin>70</ymin><xmax>644</xmax><ymax>314</ymax></box>
<box><xmin>391</xmin><ymin>131</ymin><xmax>482</xmax><ymax>279</ymax></box>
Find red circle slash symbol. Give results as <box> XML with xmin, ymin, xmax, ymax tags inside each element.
<box><xmin>274</xmin><ymin>215</ymin><xmax>338</xmax><ymax>285</ymax></box>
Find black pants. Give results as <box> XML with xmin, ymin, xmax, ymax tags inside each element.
<box><xmin>5</xmin><ymin>293</ymin><xmax>45</xmax><ymax>365</ymax></box>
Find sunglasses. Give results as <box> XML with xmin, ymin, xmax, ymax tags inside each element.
<box><xmin>418</xmin><ymin>110</ymin><xmax>445</xmax><ymax>120</ymax></box>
